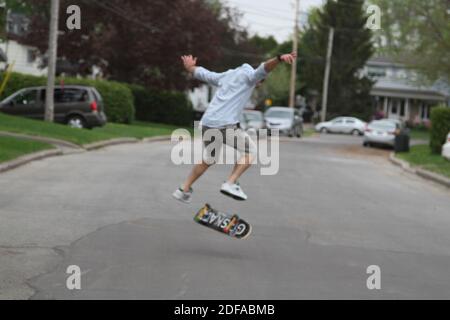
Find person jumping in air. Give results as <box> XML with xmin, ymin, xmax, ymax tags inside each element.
<box><xmin>173</xmin><ymin>52</ymin><xmax>297</xmax><ymax>203</ymax></box>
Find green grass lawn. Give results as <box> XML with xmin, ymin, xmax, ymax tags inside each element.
<box><xmin>409</xmin><ymin>128</ymin><xmax>430</xmax><ymax>141</ymax></box>
<box><xmin>0</xmin><ymin>113</ymin><xmax>184</xmax><ymax>145</ymax></box>
<box><xmin>397</xmin><ymin>144</ymin><xmax>450</xmax><ymax>178</ymax></box>
<box><xmin>0</xmin><ymin>136</ymin><xmax>54</xmax><ymax>163</ymax></box>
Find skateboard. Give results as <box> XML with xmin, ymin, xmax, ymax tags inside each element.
<box><xmin>193</xmin><ymin>204</ymin><xmax>252</xmax><ymax>239</ymax></box>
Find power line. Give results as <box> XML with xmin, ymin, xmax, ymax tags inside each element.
<box><xmin>84</xmin><ymin>0</ymin><xmax>159</xmax><ymax>33</ymax></box>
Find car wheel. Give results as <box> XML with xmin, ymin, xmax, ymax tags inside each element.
<box><xmin>67</xmin><ymin>115</ymin><xmax>86</xmax><ymax>129</ymax></box>
<box><xmin>320</xmin><ymin>127</ymin><xmax>328</xmax><ymax>134</ymax></box>
<box><xmin>351</xmin><ymin>129</ymin><xmax>361</xmax><ymax>136</ymax></box>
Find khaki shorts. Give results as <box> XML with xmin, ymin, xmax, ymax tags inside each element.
<box><xmin>201</xmin><ymin>124</ymin><xmax>257</xmax><ymax>164</ymax></box>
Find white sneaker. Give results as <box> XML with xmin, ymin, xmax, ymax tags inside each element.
<box><xmin>172</xmin><ymin>186</ymin><xmax>193</xmax><ymax>204</ymax></box>
<box><xmin>220</xmin><ymin>182</ymin><xmax>248</xmax><ymax>201</ymax></box>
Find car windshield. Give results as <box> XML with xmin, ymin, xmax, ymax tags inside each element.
<box><xmin>369</xmin><ymin>121</ymin><xmax>396</xmax><ymax>130</ymax></box>
<box><xmin>266</xmin><ymin>110</ymin><xmax>292</xmax><ymax>119</ymax></box>
<box><xmin>243</xmin><ymin>113</ymin><xmax>262</xmax><ymax>121</ymax></box>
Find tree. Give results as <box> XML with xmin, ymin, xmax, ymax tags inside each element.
<box><xmin>20</xmin><ymin>0</ymin><xmax>250</xmax><ymax>91</ymax></box>
<box><xmin>298</xmin><ymin>0</ymin><xmax>374</xmax><ymax>119</ymax></box>
<box><xmin>371</xmin><ymin>0</ymin><xmax>450</xmax><ymax>81</ymax></box>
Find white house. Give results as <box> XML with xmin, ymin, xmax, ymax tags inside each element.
<box><xmin>0</xmin><ymin>11</ymin><xmax>46</xmax><ymax>76</ymax></box>
<box><xmin>364</xmin><ymin>56</ymin><xmax>449</xmax><ymax>125</ymax></box>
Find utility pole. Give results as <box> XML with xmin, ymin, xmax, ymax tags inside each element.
<box><xmin>321</xmin><ymin>27</ymin><xmax>334</xmax><ymax>122</ymax></box>
<box><xmin>45</xmin><ymin>0</ymin><xmax>60</xmax><ymax>122</ymax></box>
<box><xmin>288</xmin><ymin>0</ymin><xmax>299</xmax><ymax>108</ymax></box>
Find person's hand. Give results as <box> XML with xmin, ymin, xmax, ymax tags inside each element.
<box><xmin>280</xmin><ymin>52</ymin><xmax>297</xmax><ymax>64</ymax></box>
<box><xmin>181</xmin><ymin>55</ymin><xmax>197</xmax><ymax>73</ymax></box>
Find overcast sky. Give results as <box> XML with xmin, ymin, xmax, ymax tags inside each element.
<box><xmin>223</xmin><ymin>0</ymin><xmax>324</xmax><ymax>43</ymax></box>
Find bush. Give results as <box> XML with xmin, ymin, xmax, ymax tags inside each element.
<box><xmin>0</xmin><ymin>72</ymin><xmax>135</xmax><ymax>124</ymax></box>
<box><xmin>430</xmin><ymin>105</ymin><xmax>450</xmax><ymax>154</ymax></box>
<box><xmin>129</xmin><ymin>84</ymin><xmax>193</xmax><ymax>126</ymax></box>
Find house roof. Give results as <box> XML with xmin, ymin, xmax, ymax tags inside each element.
<box><xmin>371</xmin><ymin>78</ymin><xmax>448</xmax><ymax>101</ymax></box>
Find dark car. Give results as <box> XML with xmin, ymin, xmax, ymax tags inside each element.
<box><xmin>0</xmin><ymin>85</ymin><xmax>107</xmax><ymax>129</ymax></box>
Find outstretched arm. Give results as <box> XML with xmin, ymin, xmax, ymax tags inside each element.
<box><xmin>263</xmin><ymin>52</ymin><xmax>297</xmax><ymax>73</ymax></box>
<box><xmin>248</xmin><ymin>52</ymin><xmax>297</xmax><ymax>85</ymax></box>
<box><xmin>181</xmin><ymin>55</ymin><xmax>224</xmax><ymax>86</ymax></box>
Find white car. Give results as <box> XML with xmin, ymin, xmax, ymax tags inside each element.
<box><xmin>315</xmin><ymin>117</ymin><xmax>366</xmax><ymax>136</ymax></box>
<box><xmin>442</xmin><ymin>132</ymin><xmax>450</xmax><ymax>160</ymax></box>
<box><xmin>264</xmin><ymin>107</ymin><xmax>303</xmax><ymax>137</ymax></box>
<box><xmin>363</xmin><ymin>120</ymin><xmax>399</xmax><ymax>147</ymax></box>
<box><xmin>240</xmin><ymin>110</ymin><xmax>265</xmax><ymax>131</ymax></box>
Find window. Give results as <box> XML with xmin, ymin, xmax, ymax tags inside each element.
<box><xmin>53</xmin><ymin>89</ymin><xmax>89</xmax><ymax>103</ymax></box>
<box><xmin>12</xmin><ymin>90</ymin><xmax>38</xmax><ymax>105</ymax></box>
<box><xmin>27</xmin><ymin>49</ymin><xmax>36</xmax><ymax>64</ymax></box>
<box><xmin>332</xmin><ymin>119</ymin><xmax>343</xmax><ymax>124</ymax></box>
<box><xmin>345</xmin><ymin>119</ymin><xmax>355</xmax><ymax>124</ymax></box>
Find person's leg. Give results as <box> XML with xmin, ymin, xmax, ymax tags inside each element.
<box><xmin>182</xmin><ymin>161</ymin><xmax>212</xmax><ymax>192</ymax></box>
<box><xmin>227</xmin><ymin>153</ymin><xmax>254</xmax><ymax>184</ymax></box>
<box><xmin>180</xmin><ymin>126</ymin><xmax>222</xmax><ymax>192</ymax></box>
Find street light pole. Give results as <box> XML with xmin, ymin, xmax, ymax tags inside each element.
<box><xmin>288</xmin><ymin>0</ymin><xmax>299</xmax><ymax>108</ymax></box>
<box><xmin>321</xmin><ymin>27</ymin><xmax>334</xmax><ymax>122</ymax></box>
<box><xmin>45</xmin><ymin>0</ymin><xmax>60</xmax><ymax>122</ymax></box>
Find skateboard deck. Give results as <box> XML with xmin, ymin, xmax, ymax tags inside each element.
<box><xmin>194</xmin><ymin>204</ymin><xmax>252</xmax><ymax>239</ymax></box>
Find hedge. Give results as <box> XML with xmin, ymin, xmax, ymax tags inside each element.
<box><xmin>0</xmin><ymin>72</ymin><xmax>135</xmax><ymax>124</ymax></box>
<box><xmin>430</xmin><ymin>106</ymin><xmax>450</xmax><ymax>154</ymax></box>
<box><xmin>129</xmin><ymin>84</ymin><xmax>193</xmax><ymax>126</ymax></box>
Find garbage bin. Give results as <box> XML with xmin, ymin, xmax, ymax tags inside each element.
<box><xmin>394</xmin><ymin>131</ymin><xmax>410</xmax><ymax>153</ymax></box>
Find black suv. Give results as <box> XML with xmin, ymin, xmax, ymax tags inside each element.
<box><xmin>0</xmin><ymin>85</ymin><xmax>107</xmax><ymax>129</ymax></box>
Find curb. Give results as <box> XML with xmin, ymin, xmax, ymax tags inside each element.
<box><xmin>0</xmin><ymin>149</ymin><xmax>63</xmax><ymax>174</ymax></box>
<box><xmin>0</xmin><ymin>131</ymin><xmax>81</xmax><ymax>149</ymax></box>
<box><xmin>142</xmin><ymin>136</ymin><xmax>171</xmax><ymax>143</ymax></box>
<box><xmin>83</xmin><ymin>138</ymin><xmax>139</xmax><ymax>151</ymax></box>
<box><xmin>389</xmin><ymin>152</ymin><xmax>450</xmax><ymax>188</ymax></box>
<box><xmin>0</xmin><ymin>135</ymin><xmax>171</xmax><ymax>174</ymax></box>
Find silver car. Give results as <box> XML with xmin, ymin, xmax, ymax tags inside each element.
<box><xmin>240</xmin><ymin>110</ymin><xmax>265</xmax><ymax>131</ymax></box>
<box><xmin>315</xmin><ymin>117</ymin><xmax>366</xmax><ymax>136</ymax></box>
<box><xmin>264</xmin><ymin>107</ymin><xmax>303</xmax><ymax>138</ymax></box>
<box><xmin>363</xmin><ymin>120</ymin><xmax>400</xmax><ymax>147</ymax></box>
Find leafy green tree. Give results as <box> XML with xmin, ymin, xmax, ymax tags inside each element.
<box><xmin>371</xmin><ymin>0</ymin><xmax>450</xmax><ymax>81</ymax></box>
<box><xmin>299</xmin><ymin>0</ymin><xmax>375</xmax><ymax>119</ymax></box>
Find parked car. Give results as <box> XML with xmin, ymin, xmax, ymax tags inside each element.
<box><xmin>315</xmin><ymin>117</ymin><xmax>366</xmax><ymax>135</ymax></box>
<box><xmin>240</xmin><ymin>110</ymin><xmax>266</xmax><ymax>131</ymax></box>
<box><xmin>264</xmin><ymin>106</ymin><xmax>303</xmax><ymax>137</ymax></box>
<box><xmin>363</xmin><ymin>120</ymin><xmax>402</xmax><ymax>147</ymax></box>
<box><xmin>442</xmin><ymin>132</ymin><xmax>450</xmax><ymax>161</ymax></box>
<box><xmin>0</xmin><ymin>85</ymin><xmax>107</xmax><ymax>129</ymax></box>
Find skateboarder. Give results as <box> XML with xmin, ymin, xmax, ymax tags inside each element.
<box><xmin>173</xmin><ymin>52</ymin><xmax>297</xmax><ymax>203</ymax></box>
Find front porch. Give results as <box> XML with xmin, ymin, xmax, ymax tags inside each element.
<box><xmin>371</xmin><ymin>80</ymin><xmax>448</xmax><ymax>125</ymax></box>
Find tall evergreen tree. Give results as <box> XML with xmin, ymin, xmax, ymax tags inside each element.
<box><xmin>300</xmin><ymin>0</ymin><xmax>374</xmax><ymax>119</ymax></box>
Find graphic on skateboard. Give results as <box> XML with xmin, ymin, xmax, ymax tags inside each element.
<box><xmin>194</xmin><ymin>204</ymin><xmax>252</xmax><ymax>239</ymax></box>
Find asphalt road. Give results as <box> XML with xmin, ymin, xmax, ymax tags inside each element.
<box><xmin>1</xmin><ymin>134</ymin><xmax>450</xmax><ymax>299</ymax></box>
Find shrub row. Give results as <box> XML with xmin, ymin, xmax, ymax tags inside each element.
<box><xmin>430</xmin><ymin>106</ymin><xmax>450</xmax><ymax>154</ymax></box>
<box><xmin>128</xmin><ymin>84</ymin><xmax>193</xmax><ymax>126</ymax></box>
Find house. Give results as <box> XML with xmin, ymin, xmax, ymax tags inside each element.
<box><xmin>364</xmin><ymin>56</ymin><xmax>449</xmax><ymax>125</ymax></box>
<box><xmin>0</xmin><ymin>11</ymin><xmax>47</xmax><ymax>76</ymax></box>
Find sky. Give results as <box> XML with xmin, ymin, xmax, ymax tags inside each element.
<box><xmin>223</xmin><ymin>0</ymin><xmax>324</xmax><ymax>43</ymax></box>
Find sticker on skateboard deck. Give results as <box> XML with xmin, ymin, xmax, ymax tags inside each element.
<box><xmin>194</xmin><ymin>204</ymin><xmax>252</xmax><ymax>239</ymax></box>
